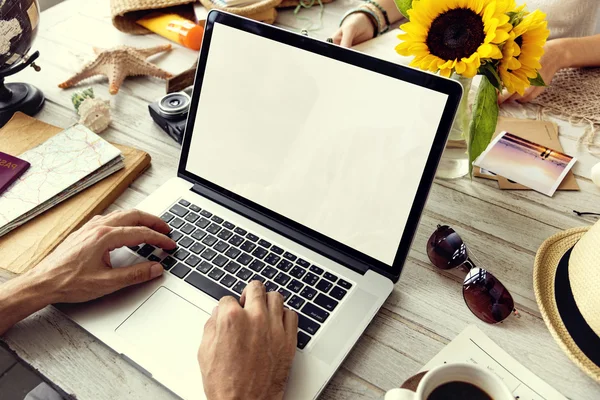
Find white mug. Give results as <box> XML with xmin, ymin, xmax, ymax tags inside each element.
<box><xmin>384</xmin><ymin>363</ymin><xmax>513</xmax><ymax>400</ymax></box>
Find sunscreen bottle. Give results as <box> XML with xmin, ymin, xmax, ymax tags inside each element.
<box><xmin>137</xmin><ymin>13</ymin><xmax>204</xmax><ymax>51</ymax></box>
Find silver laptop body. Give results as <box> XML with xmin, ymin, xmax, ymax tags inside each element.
<box><xmin>59</xmin><ymin>10</ymin><xmax>461</xmax><ymax>400</ymax></box>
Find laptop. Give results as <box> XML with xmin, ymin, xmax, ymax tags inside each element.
<box><xmin>58</xmin><ymin>10</ymin><xmax>461</xmax><ymax>400</ymax></box>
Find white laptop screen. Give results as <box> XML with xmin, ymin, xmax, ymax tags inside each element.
<box><xmin>185</xmin><ymin>22</ymin><xmax>448</xmax><ymax>267</ymax></box>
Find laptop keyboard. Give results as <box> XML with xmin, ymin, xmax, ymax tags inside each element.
<box><xmin>128</xmin><ymin>199</ymin><xmax>354</xmax><ymax>350</ymax></box>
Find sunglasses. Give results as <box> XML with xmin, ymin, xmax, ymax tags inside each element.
<box><xmin>426</xmin><ymin>225</ymin><xmax>519</xmax><ymax>324</ymax></box>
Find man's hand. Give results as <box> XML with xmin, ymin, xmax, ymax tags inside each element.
<box><xmin>31</xmin><ymin>209</ymin><xmax>176</xmax><ymax>303</ymax></box>
<box><xmin>199</xmin><ymin>281</ymin><xmax>298</xmax><ymax>400</ymax></box>
<box><xmin>0</xmin><ymin>209</ymin><xmax>176</xmax><ymax>335</ymax></box>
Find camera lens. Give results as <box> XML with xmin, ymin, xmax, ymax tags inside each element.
<box><xmin>158</xmin><ymin>92</ymin><xmax>191</xmax><ymax>116</ymax></box>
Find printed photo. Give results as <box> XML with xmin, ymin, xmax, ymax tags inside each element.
<box><xmin>473</xmin><ymin>132</ymin><xmax>577</xmax><ymax>197</ymax></box>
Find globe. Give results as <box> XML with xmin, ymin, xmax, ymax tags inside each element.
<box><xmin>0</xmin><ymin>0</ymin><xmax>40</xmax><ymax>71</ymax></box>
<box><xmin>0</xmin><ymin>0</ymin><xmax>44</xmax><ymax>127</ymax></box>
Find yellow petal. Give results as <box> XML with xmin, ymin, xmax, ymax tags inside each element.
<box><xmin>439</xmin><ymin>68</ymin><xmax>452</xmax><ymax>78</ymax></box>
<box><xmin>477</xmin><ymin>43</ymin><xmax>494</xmax><ymax>58</ymax></box>
<box><xmin>507</xmin><ymin>57</ymin><xmax>521</xmax><ymax>70</ymax></box>
<box><xmin>492</xmin><ymin>29</ymin><xmax>510</xmax><ymax>44</ymax></box>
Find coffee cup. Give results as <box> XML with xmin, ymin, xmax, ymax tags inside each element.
<box><xmin>384</xmin><ymin>363</ymin><xmax>513</xmax><ymax>400</ymax></box>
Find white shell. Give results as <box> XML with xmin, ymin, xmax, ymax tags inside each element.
<box><xmin>592</xmin><ymin>162</ymin><xmax>600</xmax><ymax>188</ymax></box>
<box><xmin>78</xmin><ymin>98</ymin><xmax>111</xmax><ymax>134</ymax></box>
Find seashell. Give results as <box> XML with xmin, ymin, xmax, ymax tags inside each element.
<box><xmin>78</xmin><ymin>97</ymin><xmax>111</xmax><ymax>134</ymax></box>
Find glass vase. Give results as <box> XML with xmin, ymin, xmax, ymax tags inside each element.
<box><xmin>436</xmin><ymin>75</ymin><xmax>472</xmax><ymax>180</ymax></box>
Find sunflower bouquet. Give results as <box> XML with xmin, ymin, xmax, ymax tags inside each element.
<box><xmin>394</xmin><ymin>0</ymin><xmax>549</xmax><ymax>176</ymax></box>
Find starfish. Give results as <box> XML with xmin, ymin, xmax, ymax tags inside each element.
<box><xmin>59</xmin><ymin>44</ymin><xmax>174</xmax><ymax>95</ymax></box>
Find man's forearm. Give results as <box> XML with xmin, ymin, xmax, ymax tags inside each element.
<box><xmin>0</xmin><ymin>273</ymin><xmax>53</xmax><ymax>335</ymax></box>
<box><xmin>555</xmin><ymin>34</ymin><xmax>600</xmax><ymax>69</ymax></box>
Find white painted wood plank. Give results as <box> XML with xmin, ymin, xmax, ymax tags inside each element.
<box><xmin>3</xmin><ymin>1</ymin><xmax>599</xmax><ymax>399</ymax></box>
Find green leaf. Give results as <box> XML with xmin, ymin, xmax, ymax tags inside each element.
<box><xmin>478</xmin><ymin>63</ymin><xmax>502</xmax><ymax>92</ymax></box>
<box><xmin>507</xmin><ymin>10</ymin><xmax>526</xmax><ymax>26</ymax></box>
<box><xmin>467</xmin><ymin>76</ymin><xmax>499</xmax><ymax>177</ymax></box>
<box><xmin>394</xmin><ymin>0</ymin><xmax>413</xmax><ymax>19</ymax></box>
<box><xmin>529</xmin><ymin>72</ymin><xmax>547</xmax><ymax>87</ymax></box>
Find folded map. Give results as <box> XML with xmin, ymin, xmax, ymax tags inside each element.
<box><xmin>0</xmin><ymin>124</ymin><xmax>124</xmax><ymax>237</ymax></box>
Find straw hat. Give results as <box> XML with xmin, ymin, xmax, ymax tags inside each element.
<box><xmin>534</xmin><ymin>219</ymin><xmax>600</xmax><ymax>382</ymax></box>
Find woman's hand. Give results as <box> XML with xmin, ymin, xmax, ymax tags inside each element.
<box><xmin>331</xmin><ymin>13</ymin><xmax>376</xmax><ymax>48</ymax></box>
<box><xmin>499</xmin><ymin>39</ymin><xmax>565</xmax><ymax>104</ymax></box>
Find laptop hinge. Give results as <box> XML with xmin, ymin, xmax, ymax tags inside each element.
<box><xmin>190</xmin><ymin>184</ymin><xmax>369</xmax><ymax>275</ymax></box>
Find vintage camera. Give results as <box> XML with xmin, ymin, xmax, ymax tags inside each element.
<box><xmin>148</xmin><ymin>88</ymin><xmax>193</xmax><ymax>144</ymax></box>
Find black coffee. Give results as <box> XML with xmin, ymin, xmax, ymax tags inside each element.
<box><xmin>427</xmin><ymin>381</ymin><xmax>492</xmax><ymax>400</ymax></box>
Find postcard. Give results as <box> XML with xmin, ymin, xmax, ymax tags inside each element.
<box><xmin>473</xmin><ymin>131</ymin><xmax>577</xmax><ymax>197</ymax></box>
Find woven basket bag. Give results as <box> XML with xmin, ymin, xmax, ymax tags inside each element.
<box><xmin>111</xmin><ymin>0</ymin><xmax>283</xmax><ymax>33</ymax></box>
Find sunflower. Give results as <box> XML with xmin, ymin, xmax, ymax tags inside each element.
<box><xmin>499</xmin><ymin>10</ymin><xmax>549</xmax><ymax>94</ymax></box>
<box><xmin>396</xmin><ymin>0</ymin><xmax>515</xmax><ymax>78</ymax></box>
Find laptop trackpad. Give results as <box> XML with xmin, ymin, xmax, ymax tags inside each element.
<box><xmin>116</xmin><ymin>287</ymin><xmax>210</xmax><ymax>384</ymax></box>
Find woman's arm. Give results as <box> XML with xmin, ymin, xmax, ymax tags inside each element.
<box><xmin>500</xmin><ymin>34</ymin><xmax>600</xmax><ymax>103</ymax></box>
<box><xmin>332</xmin><ymin>0</ymin><xmax>405</xmax><ymax>48</ymax></box>
<box><xmin>559</xmin><ymin>34</ymin><xmax>600</xmax><ymax>68</ymax></box>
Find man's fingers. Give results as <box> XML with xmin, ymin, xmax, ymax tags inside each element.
<box><xmin>103</xmin><ymin>260</ymin><xmax>163</xmax><ymax>290</ymax></box>
<box><xmin>340</xmin><ymin>29</ymin><xmax>355</xmax><ymax>48</ymax></box>
<box><xmin>101</xmin><ymin>226</ymin><xmax>176</xmax><ymax>252</ymax></box>
<box><xmin>283</xmin><ymin>309</ymin><xmax>299</xmax><ymax>343</ymax></box>
<box><xmin>218</xmin><ymin>296</ymin><xmax>240</xmax><ymax>310</ymax></box>
<box><xmin>97</xmin><ymin>210</ymin><xmax>171</xmax><ymax>234</ymax></box>
<box><xmin>266</xmin><ymin>291</ymin><xmax>284</xmax><ymax>320</ymax></box>
<box><xmin>240</xmin><ymin>281</ymin><xmax>267</xmax><ymax>312</ymax></box>
<box><xmin>204</xmin><ymin>306</ymin><xmax>219</xmax><ymax>332</ymax></box>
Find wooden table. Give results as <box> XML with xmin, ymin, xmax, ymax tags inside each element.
<box><xmin>2</xmin><ymin>0</ymin><xmax>600</xmax><ymax>398</ymax></box>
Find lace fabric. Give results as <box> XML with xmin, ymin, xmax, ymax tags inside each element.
<box><xmin>532</xmin><ymin>68</ymin><xmax>600</xmax><ymax>156</ymax></box>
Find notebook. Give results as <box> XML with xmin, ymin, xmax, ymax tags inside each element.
<box><xmin>0</xmin><ymin>124</ymin><xmax>124</xmax><ymax>237</ymax></box>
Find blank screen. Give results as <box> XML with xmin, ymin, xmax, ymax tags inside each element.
<box><xmin>186</xmin><ymin>22</ymin><xmax>448</xmax><ymax>266</ymax></box>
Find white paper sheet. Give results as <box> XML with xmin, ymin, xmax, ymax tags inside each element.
<box><xmin>422</xmin><ymin>325</ymin><xmax>567</xmax><ymax>400</ymax></box>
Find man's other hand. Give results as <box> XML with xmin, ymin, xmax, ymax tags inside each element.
<box><xmin>31</xmin><ymin>209</ymin><xmax>176</xmax><ymax>304</ymax></box>
<box><xmin>199</xmin><ymin>281</ymin><xmax>299</xmax><ymax>400</ymax></box>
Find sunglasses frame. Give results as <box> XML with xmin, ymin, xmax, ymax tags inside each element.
<box><xmin>427</xmin><ymin>225</ymin><xmax>520</xmax><ymax>324</ymax></box>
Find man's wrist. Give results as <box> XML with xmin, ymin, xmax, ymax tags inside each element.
<box><xmin>0</xmin><ymin>271</ymin><xmax>54</xmax><ymax>335</ymax></box>
<box><xmin>5</xmin><ymin>271</ymin><xmax>55</xmax><ymax>311</ymax></box>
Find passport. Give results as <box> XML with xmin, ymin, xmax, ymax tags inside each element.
<box><xmin>0</xmin><ymin>152</ymin><xmax>30</xmax><ymax>196</ymax></box>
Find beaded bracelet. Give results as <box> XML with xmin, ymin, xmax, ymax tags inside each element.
<box><xmin>362</xmin><ymin>2</ymin><xmax>389</xmax><ymax>34</ymax></box>
<box><xmin>339</xmin><ymin>8</ymin><xmax>382</xmax><ymax>38</ymax></box>
<box><xmin>362</xmin><ymin>0</ymin><xmax>390</xmax><ymax>28</ymax></box>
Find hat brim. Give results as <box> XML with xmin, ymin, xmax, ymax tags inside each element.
<box><xmin>534</xmin><ymin>226</ymin><xmax>600</xmax><ymax>382</ymax></box>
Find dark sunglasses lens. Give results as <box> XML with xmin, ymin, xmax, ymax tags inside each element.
<box><xmin>427</xmin><ymin>225</ymin><xmax>468</xmax><ymax>270</ymax></box>
<box><xmin>463</xmin><ymin>268</ymin><xmax>514</xmax><ymax>323</ymax></box>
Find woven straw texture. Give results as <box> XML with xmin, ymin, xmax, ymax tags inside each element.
<box><xmin>198</xmin><ymin>0</ymin><xmax>282</xmax><ymax>23</ymax></box>
<box><xmin>569</xmin><ymin>221</ymin><xmax>600</xmax><ymax>338</ymax></box>
<box><xmin>277</xmin><ymin>0</ymin><xmax>333</xmax><ymax>8</ymax></box>
<box><xmin>110</xmin><ymin>0</ymin><xmax>196</xmax><ymax>34</ymax></box>
<box><xmin>532</xmin><ymin>68</ymin><xmax>600</xmax><ymax>156</ymax></box>
<box><xmin>533</xmin><ymin>224</ymin><xmax>600</xmax><ymax>382</ymax></box>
